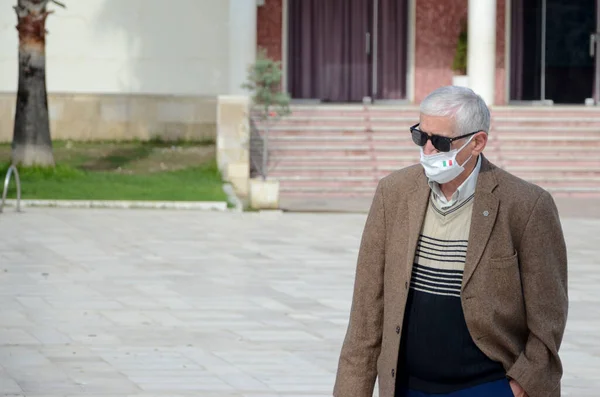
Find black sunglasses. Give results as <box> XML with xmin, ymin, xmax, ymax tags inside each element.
<box><xmin>410</xmin><ymin>123</ymin><xmax>479</xmax><ymax>152</ymax></box>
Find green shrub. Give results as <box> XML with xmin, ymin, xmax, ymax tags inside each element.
<box><xmin>452</xmin><ymin>21</ymin><xmax>468</xmax><ymax>75</ymax></box>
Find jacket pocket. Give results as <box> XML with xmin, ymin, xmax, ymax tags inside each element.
<box><xmin>489</xmin><ymin>250</ymin><xmax>518</xmax><ymax>269</ymax></box>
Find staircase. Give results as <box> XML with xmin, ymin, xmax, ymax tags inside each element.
<box><xmin>260</xmin><ymin>105</ymin><xmax>600</xmax><ymax>200</ymax></box>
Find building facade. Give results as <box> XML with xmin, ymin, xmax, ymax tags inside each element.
<box><xmin>0</xmin><ymin>0</ymin><xmax>598</xmax><ymax>143</ymax></box>
<box><xmin>258</xmin><ymin>0</ymin><xmax>600</xmax><ymax>106</ymax></box>
<box><xmin>0</xmin><ymin>0</ymin><xmax>258</xmax><ymax>142</ymax></box>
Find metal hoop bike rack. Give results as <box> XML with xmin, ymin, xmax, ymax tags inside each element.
<box><xmin>1</xmin><ymin>165</ymin><xmax>21</xmax><ymax>213</ymax></box>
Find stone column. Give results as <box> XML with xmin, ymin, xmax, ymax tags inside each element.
<box><xmin>229</xmin><ymin>0</ymin><xmax>257</xmax><ymax>95</ymax></box>
<box><xmin>217</xmin><ymin>95</ymin><xmax>250</xmax><ymax>197</ymax></box>
<box><xmin>467</xmin><ymin>0</ymin><xmax>496</xmax><ymax>105</ymax></box>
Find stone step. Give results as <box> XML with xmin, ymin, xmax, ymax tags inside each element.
<box><xmin>269</xmin><ymin>148</ymin><xmax>419</xmax><ymax>157</ymax></box>
<box><xmin>278</xmin><ymin>183</ymin><xmax>600</xmax><ymax>194</ymax></box>
<box><xmin>275</xmin><ymin>174</ymin><xmax>600</xmax><ymax>186</ymax></box>
<box><xmin>271</xmin><ymin>161</ymin><xmax>600</xmax><ymax>172</ymax></box>
<box><xmin>269</xmin><ymin>146</ymin><xmax>600</xmax><ymax>160</ymax></box>
<box><xmin>494</xmin><ymin>125</ymin><xmax>600</xmax><ymax>133</ymax></box>
<box><xmin>491</xmin><ymin>145</ymin><xmax>599</xmax><ymax>152</ymax></box>
<box><xmin>269</xmin><ymin>135</ymin><xmax>417</xmax><ymax>144</ymax></box>
<box><xmin>267</xmin><ymin>140</ymin><xmax>598</xmax><ymax>150</ymax></box>
<box><xmin>490</xmin><ymin>107</ymin><xmax>600</xmax><ymax>116</ymax></box>
<box><xmin>257</xmin><ymin>105</ymin><xmax>600</xmax><ymax>197</ymax></box>
<box><xmin>271</xmin><ymin>168</ymin><xmax>600</xmax><ymax>181</ymax></box>
<box><xmin>270</xmin><ymin>159</ymin><xmax>415</xmax><ymax>168</ymax></box>
<box><xmin>269</xmin><ymin>159</ymin><xmax>600</xmax><ymax>170</ymax></box>
<box><xmin>260</xmin><ymin>115</ymin><xmax>416</xmax><ymax>125</ymax></box>
<box><xmin>278</xmin><ymin>190</ymin><xmax>600</xmax><ymax>200</ymax></box>
<box><xmin>264</xmin><ymin>128</ymin><xmax>600</xmax><ymax>140</ymax></box>
<box><xmin>271</xmin><ymin>163</ymin><xmax>401</xmax><ymax>171</ymax></box>
<box><xmin>503</xmin><ymin>164</ymin><xmax>600</xmax><ymax>171</ymax></box>
<box><xmin>267</xmin><ymin>125</ymin><xmax>409</xmax><ymax>132</ymax></box>
<box><xmin>286</xmin><ymin>106</ymin><xmax>600</xmax><ymax>119</ymax></box>
<box><xmin>280</xmin><ymin>185</ymin><xmax>376</xmax><ymax>193</ymax></box>
<box><xmin>493</xmin><ymin>153</ymin><xmax>600</xmax><ymax>160</ymax></box>
<box><xmin>271</xmin><ymin>115</ymin><xmax>600</xmax><ymax>125</ymax></box>
<box><xmin>268</xmin><ymin>142</ymin><xmax>598</xmax><ymax>156</ymax></box>
<box><xmin>492</xmin><ymin>115</ymin><xmax>600</xmax><ymax>121</ymax></box>
<box><xmin>267</xmin><ymin>140</ymin><xmax>598</xmax><ymax>151</ymax></box>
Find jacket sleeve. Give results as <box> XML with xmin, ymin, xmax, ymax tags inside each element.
<box><xmin>506</xmin><ymin>191</ymin><xmax>569</xmax><ymax>397</ymax></box>
<box><xmin>333</xmin><ymin>181</ymin><xmax>386</xmax><ymax>397</ymax></box>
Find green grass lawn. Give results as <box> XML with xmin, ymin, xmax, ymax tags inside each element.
<box><xmin>0</xmin><ymin>140</ymin><xmax>228</xmax><ymax>202</ymax></box>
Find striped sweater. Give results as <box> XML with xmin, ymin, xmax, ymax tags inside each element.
<box><xmin>396</xmin><ymin>194</ymin><xmax>506</xmax><ymax>394</ymax></box>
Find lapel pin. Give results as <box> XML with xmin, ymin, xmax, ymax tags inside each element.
<box><xmin>483</xmin><ymin>211</ymin><xmax>489</xmax><ymax>217</ymax></box>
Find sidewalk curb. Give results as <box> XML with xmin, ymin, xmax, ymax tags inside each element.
<box><xmin>1</xmin><ymin>199</ymin><xmax>228</xmax><ymax>211</ymax></box>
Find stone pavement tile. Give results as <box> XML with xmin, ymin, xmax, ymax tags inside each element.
<box><xmin>16</xmin><ymin>297</ymin><xmax>54</xmax><ymax>310</ymax></box>
<box><xmin>0</xmin><ymin>347</ymin><xmax>51</xmax><ymax>368</ymax></box>
<box><xmin>39</xmin><ymin>345</ymin><xmax>100</xmax><ymax>360</ymax></box>
<box><xmin>65</xmin><ymin>372</ymin><xmax>140</xmax><ymax>394</ymax></box>
<box><xmin>101</xmin><ymin>311</ymin><xmax>154</xmax><ymax>327</ymax></box>
<box><xmin>0</xmin><ymin>209</ymin><xmax>598</xmax><ymax>395</ymax></box>
<box><xmin>113</xmin><ymin>296</ymin><xmax>162</xmax><ymax>310</ymax></box>
<box><xmin>27</xmin><ymin>327</ymin><xmax>72</xmax><ymax>345</ymax></box>
<box><xmin>24</xmin><ymin>391</ymin><xmax>128</xmax><ymax>397</ymax></box>
<box><xmin>138</xmin><ymin>311</ymin><xmax>187</xmax><ymax>327</ymax></box>
<box><xmin>0</xmin><ymin>328</ymin><xmax>40</xmax><ymax>345</ymax></box>
<box><xmin>133</xmin><ymin>375</ymin><xmax>234</xmax><ymax>392</ymax></box>
<box><xmin>0</xmin><ymin>375</ymin><xmax>23</xmax><ymax>393</ymax></box>
<box><xmin>53</xmin><ymin>357</ymin><xmax>115</xmax><ymax>373</ymax></box>
<box><xmin>0</xmin><ymin>299</ymin><xmax>27</xmax><ymax>312</ymax></box>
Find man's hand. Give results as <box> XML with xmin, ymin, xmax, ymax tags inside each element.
<box><xmin>509</xmin><ymin>380</ymin><xmax>528</xmax><ymax>397</ymax></box>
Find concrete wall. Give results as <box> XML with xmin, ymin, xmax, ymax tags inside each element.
<box><xmin>0</xmin><ymin>93</ymin><xmax>216</xmax><ymax>142</ymax></box>
<box><xmin>0</xmin><ymin>0</ymin><xmax>260</xmax><ymax>142</ymax></box>
<box><xmin>0</xmin><ymin>0</ymin><xmax>233</xmax><ymax>96</ymax></box>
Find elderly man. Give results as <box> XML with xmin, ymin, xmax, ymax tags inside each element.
<box><xmin>333</xmin><ymin>86</ymin><xmax>568</xmax><ymax>397</ymax></box>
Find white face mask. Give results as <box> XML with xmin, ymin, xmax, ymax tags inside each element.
<box><xmin>419</xmin><ymin>137</ymin><xmax>474</xmax><ymax>184</ymax></box>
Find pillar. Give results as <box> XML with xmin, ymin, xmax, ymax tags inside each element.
<box><xmin>467</xmin><ymin>0</ymin><xmax>496</xmax><ymax>105</ymax></box>
<box><xmin>217</xmin><ymin>95</ymin><xmax>250</xmax><ymax>196</ymax></box>
<box><xmin>229</xmin><ymin>0</ymin><xmax>257</xmax><ymax>95</ymax></box>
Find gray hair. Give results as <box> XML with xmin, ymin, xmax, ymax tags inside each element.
<box><xmin>419</xmin><ymin>86</ymin><xmax>490</xmax><ymax>136</ymax></box>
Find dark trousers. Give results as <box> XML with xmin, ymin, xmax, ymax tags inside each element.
<box><xmin>396</xmin><ymin>379</ymin><xmax>514</xmax><ymax>397</ymax></box>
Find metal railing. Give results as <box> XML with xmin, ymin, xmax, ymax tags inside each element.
<box><xmin>249</xmin><ymin>117</ymin><xmax>265</xmax><ymax>179</ymax></box>
<box><xmin>1</xmin><ymin>165</ymin><xmax>21</xmax><ymax>213</ymax></box>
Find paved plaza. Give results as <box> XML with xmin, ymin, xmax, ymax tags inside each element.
<box><xmin>0</xmin><ymin>206</ymin><xmax>598</xmax><ymax>396</ymax></box>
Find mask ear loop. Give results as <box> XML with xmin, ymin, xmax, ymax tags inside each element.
<box><xmin>457</xmin><ymin>136</ymin><xmax>476</xmax><ymax>167</ymax></box>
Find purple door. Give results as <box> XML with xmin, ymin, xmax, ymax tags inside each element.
<box><xmin>287</xmin><ymin>0</ymin><xmax>409</xmax><ymax>102</ymax></box>
<box><xmin>375</xmin><ymin>0</ymin><xmax>409</xmax><ymax>100</ymax></box>
<box><xmin>288</xmin><ymin>0</ymin><xmax>374</xmax><ymax>102</ymax></box>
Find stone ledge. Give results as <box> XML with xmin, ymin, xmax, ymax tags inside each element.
<box><xmin>0</xmin><ymin>93</ymin><xmax>218</xmax><ymax>142</ymax></box>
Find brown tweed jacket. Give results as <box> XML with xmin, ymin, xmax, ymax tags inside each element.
<box><xmin>333</xmin><ymin>157</ymin><xmax>568</xmax><ymax>397</ymax></box>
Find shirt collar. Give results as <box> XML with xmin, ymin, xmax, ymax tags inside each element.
<box><xmin>429</xmin><ymin>156</ymin><xmax>481</xmax><ymax>209</ymax></box>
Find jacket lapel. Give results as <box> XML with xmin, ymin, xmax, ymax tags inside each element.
<box><xmin>404</xmin><ymin>169</ymin><xmax>431</xmax><ymax>280</ymax></box>
<box><xmin>462</xmin><ymin>157</ymin><xmax>499</xmax><ymax>289</ymax></box>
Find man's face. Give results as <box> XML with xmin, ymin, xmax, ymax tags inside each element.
<box><xmin>418</xmin><ymin>114</ymin><xmax>474</xmax><ymax>166</ymax></box>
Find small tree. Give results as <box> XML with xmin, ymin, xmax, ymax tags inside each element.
<box><xmin>452</xmin><ymin>20</ymin><xmax>468</xmax><ymax>75</ymax></box>
<box><xmin>242</xmin><ymin>48</ymin><xmax>291</xmax><ymax>181</ymax></box>
<box><xmin>12</xmin><ymin>0</ymin><xmax>65</xmax><ymax>167</ymax></box>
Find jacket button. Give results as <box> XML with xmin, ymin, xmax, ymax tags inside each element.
<box><xmin>391</xmin><ymin>369</ymin><xmax>395</xmax><ymax>377</ymax></box>
<box><xmin>405</xmin><ymin>281</ymin><xmax>408</xmax><ymax>289</ymax></box>
<box><xmin>396</xmin><ymin>325</ymin><xmax>401</xmax><ymax>334</ymax></box>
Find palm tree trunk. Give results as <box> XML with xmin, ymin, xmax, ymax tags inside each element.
<box><xmin>12</xmin><ymin>0</ymin><xmax>55</xmax><ymax>166</ymax></box>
